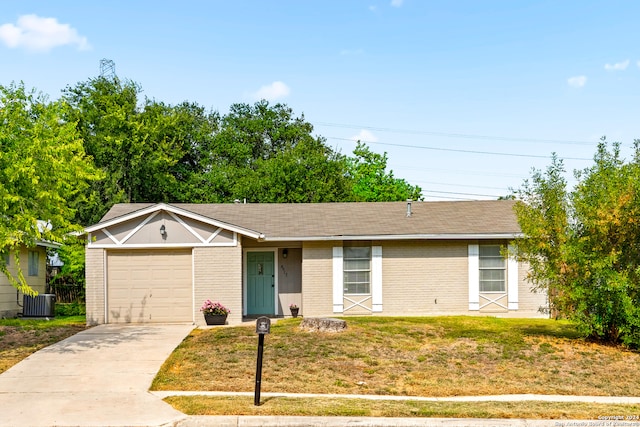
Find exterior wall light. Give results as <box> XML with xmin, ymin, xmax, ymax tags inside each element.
<box><xmin>160</xmin><ymin>224</ymin><xmax>167</xmax><ymax>237</ymax></box>
<box><xmin>282</xmin><ymin>248</ymin><xmax>288</xmax><ymax>258</ymax></box>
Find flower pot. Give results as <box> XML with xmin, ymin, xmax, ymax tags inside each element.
<box><xmin>204</xmin><ymin>313</ymin><xmax>227</xmax><ymax>325</ymax></box>
<box><xmin>290</xmin><ymin>307</ymin><xmax>299</xmax><ymax>318</ymax></box>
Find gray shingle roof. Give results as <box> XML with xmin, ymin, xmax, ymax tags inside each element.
<box><xmin>98</xmin><ymin>200</ymin><xmax>520</xmax><ymax>241</ymax></box>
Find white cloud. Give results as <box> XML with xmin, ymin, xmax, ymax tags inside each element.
<box><xmin>604</xmin><ymin>60</ymin><xmax>630</xmax><ymax>71</ymax></box>
<box><xmin>637</xmin><ymin>60</ymin><xmax>640</xmax><ymax>69</ymax></box>
<box><xmin>391</xmin><ymin>0</ymin><xmax>404</xmax><ymax>7</ymax></box>
<box><xmin>251</xmin><ymin>81</ymin><xmax>291</xmax><ymax>101</ymax></box>
<box><xmin>567</xmin><ymin>75</ymin><xmax>587</xmax><ymax>88</ymax></box>
<box><xmin>340</xmin><ymin>48</ymin><xmax>364</xmax><ymax>56</ymax></box>
<box><xmin>351</xmin><ymin>129</ymin><xmax>378</xmax><ymax>143</ymax></box>
<box><xmin>368</xmin><ymin>5</ymin><xmax>378</xmax><ymax>12</ymax></box>
<box><xmin>0</xmin><ymin>14</ymin><xmax>90</xmax><ymax>52</ymax></box>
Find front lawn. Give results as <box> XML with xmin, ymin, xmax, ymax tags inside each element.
<box><xmin>153</xmin><ymin>316</ymin><xmax>640</xmax><ymax>418</ymax></box>
<box><xmin>0</xmin><ymin>316</ymin><xmax>88</xmax><ymax>374</ymax></box>
<box><xmin>153</xmin><ymin>316</ymin><xmax>640</xmax><ymax>396</ymax></box>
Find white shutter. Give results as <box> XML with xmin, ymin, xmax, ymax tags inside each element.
<box><xmin>372</xmin><ymin>246</ymin><xmax>382</xmax><ymax>312</ymax></box>
<box><xmin>468</xmin><ymin>244</ymin><xmax>479</xmax><ymax>311</ymax></box>
<box><xmin>332</xmin><ymin>247</ymin><xmax>344</xmax><ymax>313</ymax></box>
<box><xmin>507</xmin><ymin>244</ymin><xmax>518</xmax><ymax>310</ymax></box>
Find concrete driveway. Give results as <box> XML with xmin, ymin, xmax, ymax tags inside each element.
<box><xmin>0</xmin><ymin>324</ymin><xmax>193</xmax><ymax>427</ymax></box>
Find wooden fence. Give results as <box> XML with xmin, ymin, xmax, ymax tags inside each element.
<box><xmin>47</xmin><ymin>283</ymin><xmax>84</xmax><ymax>303</ymax></box>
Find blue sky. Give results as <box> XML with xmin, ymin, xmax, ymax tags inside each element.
<box><xmin>1</xmin><ymin>1</ymin><xmax>638</xmax><ymax>200</ymax></box>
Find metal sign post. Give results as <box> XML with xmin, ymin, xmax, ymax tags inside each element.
<box><xmin>254</xmin><ymin>317</ymin><xmax>271</xmax><ymax>406</ymax></box>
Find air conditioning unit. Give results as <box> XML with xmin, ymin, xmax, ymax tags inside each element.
<box><xmin>22</xmin><ymin>294</ymin><xmax>56</xmax><ymax>318</ymax></box>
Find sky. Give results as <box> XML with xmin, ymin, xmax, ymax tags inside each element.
<box><xmin>1</xmin><ymin>1</ymin><xmax>639</xmax><ymax>201</ymax></box>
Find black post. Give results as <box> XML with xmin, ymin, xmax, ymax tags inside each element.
<box><xmin>254</xmin><ymin>333</ymin><xmax>265</xmax><ymax>406</ymax></box>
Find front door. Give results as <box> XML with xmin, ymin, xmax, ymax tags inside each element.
<box><xmin>247</xmin><ymin>251</ymin><xmax>275</xmax><ymax>315</ymax></box>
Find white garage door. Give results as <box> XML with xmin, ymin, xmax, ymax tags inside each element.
<box><xmin>107</xmin><ymin>249</ymin><xmax>192</xmax><ymax>323</ymax></box>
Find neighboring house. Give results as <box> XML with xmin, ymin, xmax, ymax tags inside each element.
<box><xmin>0</xmin><ymin>244</ymin><xmax>49</xmax><ymax>318</ymax></box>
<box><xmin>84</xmin><ymin>200</ymin><xmax>548</xmax><ymax>326</ymax></box>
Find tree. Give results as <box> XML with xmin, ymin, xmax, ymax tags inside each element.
<box><xmin>205</xmin><ymin>100</ymin><xmax>352</xmax><ymax>203</ymax></box>
<box><xmin>0</xmin><ymin>83</ymin><xmax>100</xmax><ymax>294</ymax></box>
<box><xmin>63</xmin><ymin>77</ymin><xmax>220</xmax><ymax>224</ymax></box>
<box><xmin>347</xmin><ymin>142</ymin><xmax>422</xmax><ymax>201</ymax></box>
<box><xmin>512</xmin><ymin>139</ymin><xmax>640</xmax><ymax>347</ymax></box>
<box><xmin>62</xmin><ymin>76</ymin><xmax>141</xmax><ymax>225</ymax></box>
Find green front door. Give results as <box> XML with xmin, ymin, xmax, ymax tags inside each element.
<box><xmin>247</xmin><ymin>251</ymin><xmax>275</xmax><ymax>315</ymax></box>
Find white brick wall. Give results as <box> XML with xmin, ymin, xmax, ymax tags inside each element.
<box><xmin>193</xmin><ymin>246</ymin><xmax>243</xmax><ymax>325</ymax></box>
<box><xmin>85</xmin><ymin>248</ymin><xmax>105</xmax><ymax>325</ymax></box>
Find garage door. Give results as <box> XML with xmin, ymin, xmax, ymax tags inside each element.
<box><xmin>107</xmin><ymin>249</ymin><xmax>192</xmax><ymax>323</ymax></box>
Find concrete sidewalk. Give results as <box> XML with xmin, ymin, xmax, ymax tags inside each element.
<box><xmin>0</xmin><ymin>324</ymin><xmax>193</xmax><ymax>427</ymax></box>
<box><xmin>159</xmin><ymin>391</ymin><xmax>640</xmax><ymax>427</ymax></box>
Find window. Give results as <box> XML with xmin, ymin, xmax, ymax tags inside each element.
<box><xmin>479</xmin><ymin>245</ymin><xmax>505</xmax><ymax>292</ymax></box>
<box><xmin>28</xmin><ymin>250</ymin><xmax>39</xmax><ymax>276</ymax></box>
<box><xmin>343</xmin><ymin>247</ymin><xmax>371</xmax><ymax>294</ymax></box>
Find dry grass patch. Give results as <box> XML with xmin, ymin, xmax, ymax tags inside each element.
<box><xmin>0</xmin><ymin>316</ymin><xmax>88</xmax><ymax>374</ymax></box>
<box><xmin>152</xmin><ymin>316</ymin><xmax>640</xmax><ymax>397</ymax></box>
<box><xmin>165</xmin><ymin>395</ymin><xmax>640</xmax><ymax>420</ymax></box>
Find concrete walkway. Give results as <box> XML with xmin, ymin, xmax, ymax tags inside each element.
<box><xmin>0</xmin><ymin>324</ymin><xmax>193</xmax><ymax>427</ymax></box>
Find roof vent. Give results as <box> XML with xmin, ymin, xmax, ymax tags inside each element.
<box><xmin>406</xmin><ymin>199</ymin><xmax>412</xmax><ymax>217</ymax></box>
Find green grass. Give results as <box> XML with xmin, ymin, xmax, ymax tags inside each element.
<box><xmin>153</xmin><ymin>316</ymin><xmax>640</xmax><ymax>418</ymax></box>
<box><xmin>165</xmin><ymin>395</ymin><xmax>640</xmax><ymax>420</ymax></box>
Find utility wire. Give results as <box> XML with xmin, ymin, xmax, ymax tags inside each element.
<box><xmin>327</xmin><ymin>136</ymin><xmax>593</xmax><ymax>161</ymax></box>
<box><xmin>317</xmin><ymin>122</ymin><xmax>597</xmax><ymax>146</ymax></box>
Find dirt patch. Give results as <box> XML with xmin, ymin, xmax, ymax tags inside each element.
<box><xmin>0</xmin><ymin>324</ymin><xmax>88</xmax><ymax>374</ymax></box>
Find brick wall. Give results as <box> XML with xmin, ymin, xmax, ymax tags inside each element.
<box><xmin>193</xmin><ymin>246</ymin><xmax>242</xmax><ymax>325</ymax></box>
<box><xmin>85</xmin><ymin>248</ymin><xmax>105</xmax><ymax>325</ymax></box>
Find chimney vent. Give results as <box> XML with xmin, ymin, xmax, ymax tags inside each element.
<box><xmin>406</xmin><ymin>199</ymin><xmax>412</xmax><ymax>217</ymax></box>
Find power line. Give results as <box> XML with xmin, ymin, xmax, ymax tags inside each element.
<box><xmin>422</xmin><ymin>189</ymin><xmax>504</xmax><ymax>199</ymax></box>
<box><xmin>317</xmin><ymin>121</ymin><xmax>597</xmax><ymax>146</ymax></box>
<box><xmin>327</xmin><ymin>136</ymin><xmax>593</xmax><ymax>161</ymax></box>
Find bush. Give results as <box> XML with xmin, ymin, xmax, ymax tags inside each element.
<box><xmin>55</xmin><ymin>301</ymin><xmax>86</xmax><ymax>317</ymax></box>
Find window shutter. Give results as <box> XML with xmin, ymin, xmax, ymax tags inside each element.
<box><xmin>507</xmin><ymin>244</ymin><xmax>518</xmax><ymax>310</ymax></box>
<box><xmin>372</xmin><ymin>246</ymin><xmax>382</xmax><ymax>312</ymax></box>
<box><xmin>333</xmin><ymin>247</ymin><xmax>344</xmax><ymax>313</ymax></box>
<box><xmin>468</xmin><ymin>244</ymin><xmax>479</xmax><ymax>311</ymax></box>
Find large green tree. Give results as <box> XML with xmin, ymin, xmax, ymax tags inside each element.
<box><xmin>347</xmin><ymin>142</ymin><xmax>422</xmax><ymax>201</ymax></box>
<box><xmin>0</xmin><ymin>83</ymin><xmax>100</xmax><ymax>294</ymax></box>
<box><xmin>512</xmin><ymin>138</ymin><xmax>640</xmax><ymax>347</ymax></box>
<box><xmin>63</xmin><ymin>77</ymin><xmax>219</xmax><ymax>224</ymax></box>
<box><xmin>205</xmin><ymin>100</ymin><xmax>352</xmax><ymax>203</ymax></box>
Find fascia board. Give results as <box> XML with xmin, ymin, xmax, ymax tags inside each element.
<box><xmin>260</xmin><ymin>233</ymin><xmax>522</xmax><ymax>242</ymax></box>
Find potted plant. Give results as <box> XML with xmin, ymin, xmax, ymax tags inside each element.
<box><xmin>289</xmin><ymin>303</ymin><xmax>299</xmax><ymax>318</ymax></box>
<box><xmin>200</xmin><ymin>300</ymin><xmax>230</xmax><ymax>325</ymax></box>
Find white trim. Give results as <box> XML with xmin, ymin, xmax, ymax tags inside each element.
<box><xmin>206</xmin><ymin>228</ymin><xmax>223</xmax><ymax>244</ymax></box>
<box><xmin>85</xmin><ymin>203</ymin><xmax>263</xmax><ymax>240</ymax></box>
<box><xmin>168</xmin><ymin>211</ymin><xmax>206</xmax><ymax>244</ymax></box>
<box><xmin>191</xmin><ymin>248</ymin><xmax>196</xmax><ymax>325</ymax></box>
<box><xmin>243</xmin><ymin>248</ymin><xmax>278</xmax><ymax>316</ymax></box>
<box><xmin>262</xmin><ymin>233</ymin><xmax>522</xmax><ymax>242</ymax></box>
<box><xmin>88</xmin><ymin>241</ymin><xmax>238</xmax><ymax>249</ymax></box>
<box><xmin>479</xmin><ymin>293</ymin><xmax>508</xmax><ymax>310</ymax></box>
<box><xmin>121</xmin><ymin>211</ymin><xmax>160</xmax><ymax>245</ymax></box>
<box><xmin>468</xmin><ymin>244</ymin><xmax>480</xmax><ymax>311</ymax></box>
<box><xmin>332</xmin><ymin>247</ymin><xmax>344</xmax><ymax>313</ymax></box>
<box><xmin>35</xmin><ymin>240</ymin><xmax>62</xmax><ymax>249</ymax></box>
<box><xmin>101</xmin><ymin>228</ymin><xmax>120</xmax><ymax>245</ymax></box>
<box><xmin>507</xmin><ymin>244</ymin><xmax>519</xmax><ymax>310</ymax></box>
<box><xmin>103</xmin><ymin>249</ymin><xmax>108</xmax><ymax>323</ymax></box>
<box><xmin>344</xmin><ymin>295</ymin><xmax>372</xmax><ymax>312</ymax></box>
<box><xmin>371</xmin><ymin>246</ymin><xmax>383</xmax><ymax>312</ymax></box>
